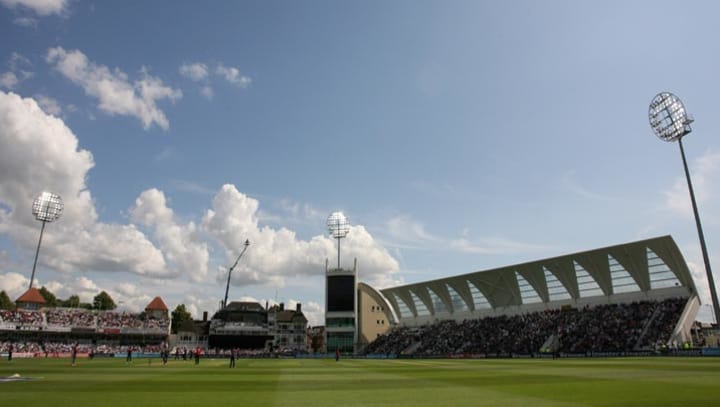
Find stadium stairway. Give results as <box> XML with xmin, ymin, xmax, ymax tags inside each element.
<box><xmin>402</xmin><ymin>341</ymin><xmax>423</xmax><ymax>355</ymax></box>
<box><xmin>633</xmin><ymin>306</ymin><xmax>661</xmax><ymax>351</ymax></box>
<box><xmin>540</xmin><ymin>334</ymin><xmax>558</xmax><ymax>353</ymax></box>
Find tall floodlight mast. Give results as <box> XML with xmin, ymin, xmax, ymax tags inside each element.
<box><xmin>223</xmin><ymin>239</ymin><xmax>250</xmax><ymax>309</ymax></box>
<box><xmin>327</xmin><ymin>211</ymin><xmax>350</xmax><ymax>269</ymax></box>
<box><xmin>29</xmin><ymin>191</ymin><xmax>63</xmax><ymax>289</ymax></box>
<box><xmin>649</xmin><ymin>92</ymin><xmax>719</xmax><ymax>323</ymax></box>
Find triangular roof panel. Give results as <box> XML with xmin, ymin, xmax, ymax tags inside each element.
<box><xmin>16</xmin><ymin>287</ymin><xmax>46</xmax><ymax>304</ymax></box>
<box><xmin>145</xmin><ymin>296</ymin><xmax>168</xmax><ymax>311</ymax></box>
<box><xmin>608</xmin><ymin>254</ymin><xmax>641</xmax><ymax>294</ymax></box>
<box><xmin>574</xmin><ymin>260</ymin><xmax>604</xmax><ymax>297</ymax></box>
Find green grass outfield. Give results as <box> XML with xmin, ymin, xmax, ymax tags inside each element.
<box><xmin>2</xmin><ymin>357</ymin><xmax>719</xmax><ymax>406</ymax></box>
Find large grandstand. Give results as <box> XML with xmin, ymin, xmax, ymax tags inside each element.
<box><xmin>363</xmin><ymin>235</ymin><xmax>703</xmax><ymax>356</ymax></box>
<box><xmin>0</xmin><ymin>295</ymin><xmax>170</xmax><ymax>347</ymax></box>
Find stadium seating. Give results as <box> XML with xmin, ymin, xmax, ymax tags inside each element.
<box><xmin>364</xmin><ymin>298</ymin><xmax>687</xmax><ymax>356</ymax></box>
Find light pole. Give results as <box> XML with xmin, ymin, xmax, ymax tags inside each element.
<box><xmin>327</xmin><ymin>211</ymin><xmax>350</xmax><ymax>270</ymax></box>
<box><xmin>29</xmin><ymin>191</ymin><xmax>63</xmax><ymax>289</ymax></box>
<box><xmin>704</xmin><ymin>304</ymin><xmax>716</xmax><ymax>324</ymax></box>
<box><xmin>648</xmin><ymin>92</ymin><xmax>719</xmax><ymax>324</ymax></box>
<box><xmin>223</xmin><ymin>239</ymin><xmax>250</xmax><ymax>309</ymax></box>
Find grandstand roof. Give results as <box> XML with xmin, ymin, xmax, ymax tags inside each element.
<box><xmin>379</xmin><ymin>235</ymin><xmax>697</xmax><ymax>324</ymax></box>
<box><xmin>16</xmin><ymin>287</ymin><xmax>46</xmax><ymax>304</ymax></box>
<box><xmin>145</xmin><ymin>296</ymin><xmax>168</xmax><ymax>311</ymax></box>
<box><xmin>225</xmin><ymin>301</ymin><xmax>265</xmax><ymax>312</ymax></box>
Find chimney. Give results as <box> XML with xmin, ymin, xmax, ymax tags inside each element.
<box><xmin>202</xmin><ymin>311</ymin><xmax>208</xmax><ymax>321</ymax></box>
<box><xmin>280</xmin><ymin>302</ymin><xmax>284</xmax><ymax>311</ymax></box>
<box><xmin>296</xmin><ymin>303</ymin><xmax>301</xmax><ymax>313</ymax></box>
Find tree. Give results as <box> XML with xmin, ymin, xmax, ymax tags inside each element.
<box><xmin>309</xmin><ymin>329</ymin><xmax>324</xmax><ymax>353</ymax></box>
<box><xmin>39</xmin><ymin>286</ymin><xmax>58</xmax><ymax>307</ymax></box>
<box><xmin>0</xmin><ymin>290</ymin><xmax>13</xmax><ymax>310</ymax></box>
<box><xmin>93</xmin><ymin>291</ymin><xmax>116</xmax><ymax>310</ymax></box>
<box><xmin>171</xmin><ymin>304</ymin><xmax>192</xmax><ymax>334</ymax></box>
<box><xmin>62</xmin><ymin>294</ymin><xmax>81</xmax><ymax>308</ymax></box>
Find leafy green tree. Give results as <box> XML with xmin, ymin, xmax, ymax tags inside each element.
<box><xmin>0</xmin><ymin>290</ymin><xmax>14</xmax><ymax>310</ymax></box>
<box><xmin>93</xmin><ymin>291</ymin><xmax>116</xmax><ymax>310</ymax></box>
<box><xmin>62</xmin><ymin>294</ymin><xmax>81</xmax><ymax>308</ymax></box>
<box><xmin>39</xmin><ymin>286</ymin><xmax>58</xmax><ymax>307</ymax></box>
<box><xmin>171</xmin><ymin>304</ymin><xmax>192</xmax><ymax>334</ymax></box>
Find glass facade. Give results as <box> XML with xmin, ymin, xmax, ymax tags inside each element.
<box><xmin>326</xmin><ymin>332</ymin><xmax>354</xmax><ymax>353</ymax></box>
<box><xmin>326</xmin><ymin>317</ymin><xmax>355</xmax><ymax>328</ymax></box>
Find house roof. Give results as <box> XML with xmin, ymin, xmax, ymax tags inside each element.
<box><xmin>16</xmin><ymin>287</ymin><xmax>46</xmax><ymax>304</ymax></box>
<box><xmin>145</xmin><ymin>296</ymin><xmax>168</xmax><ymax>311</ymax></box>
<box><xmin>275</xmin><ymin>310</ymin><xmax>308</xmax><ymax>323</ymax></box>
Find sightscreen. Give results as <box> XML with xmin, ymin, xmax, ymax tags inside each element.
<box><xmin>327</xmin><ymin>275</ymin><xmax>355</xmax><ymax>312</ymax></box>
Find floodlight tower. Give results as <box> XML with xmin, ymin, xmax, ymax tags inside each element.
<box><xmin>325</xmin><ymin>211</ymin><xmax>357</xmax><ymax>353</ymax></box>
<box><xmin>223</xmin><ymin>239</ymin><xmax>250</xmax><ymax>309</ymax></box>
<box><xmin>648</xmin><ymin>92</ymin><xmax>719</xmax><ymax>323</ymax></box>
<box><xmin>29</xmin><ymin>191</ymin><xmax>63</xmax><ymax>289</ymax></box>
<box><xmin>327</xmin><ymin>211</ymin><xmax>350</xmax><ymax>270</ymax></box>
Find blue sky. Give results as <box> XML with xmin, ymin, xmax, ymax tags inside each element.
<box><xmin>1</xmin><ymin>0</ymin><xmax>719</xmax><ymax>325</ymax></box>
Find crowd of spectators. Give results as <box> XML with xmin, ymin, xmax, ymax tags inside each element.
<box><xmin>365</xmin><ymin>298</ymin><xmax>687</xmax><ymax>356</ymax></box>
<box><xmin>0</xmin><ymin>341</ymin><xmax>168</xmax><ymax>356</ymax></box>
<box><xmin>0</xmin><ymin>341</ymin><xmax>92</xmax><ymax>354</ymax></box>
<box><xmin>145</xmin><ymin>317</ymin><xmax>171</xmax><ymax>330</ymax></box>
<box><xmin>0</xmin><ymin>310</ymin><xmax>44</xmax><ymax>326</ymax></box>
<box><xmin>46</xmin><ymin>308</ymin><xmax>96</xmax><ymax>327</ymax></box>
<box><xmin>97</xmin><ymin>311</ymin><xmax>144</xmax><ymax>329</ymax></box>
<box><xmin>0</xmin><ymin>308</ymin><xmax>169</xmax><ymax>331</ymax></box>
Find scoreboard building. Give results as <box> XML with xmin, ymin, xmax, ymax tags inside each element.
<box><xmin>325</xmin><ymin>258</ymin><xmax>357</xmax><ymax>353</ymax></box>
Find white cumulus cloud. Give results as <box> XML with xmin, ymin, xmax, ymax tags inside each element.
<box><xmin>0</xmin><ymin>72</ymin><xmax>19</xmax><ymax>89</ymax></box>
<box><xmin>1</xmin><ymin>53</ymin><xmax>34</xmax><ymax>90</ymax></box>
<box><xmin>216</xmin><ymin>64</ymin><xmax>251</xmax><ymax>87</ymax></box>
<box><xmin>0</xmin><ymin>271</ymin><xmax>30</xmax><ymax>299</ymax></box>
<box><xmin>34</xmin><ymin>94</ymin><xmax>61</xmax><ymax>115</ymax></box>
<box><xmin>46</xmin><ymin>47</ymin><xmax>182</xmax><ymax>130</ymax></box>
<box><xmin>179</xmin><ymin>63</ymin><xmax>209</xmax><ymax>81</ymax></box>
<box><xmin>179</xmin><ymin>61</ymin><xmax>251</xmax><ymax>98</ymax></box>
<box><xmin>130</xmin><ymin>188</ymin><xmax>210</xmax><ymax>281</ymax></box>
<box><xmin>0</xmin><ymin>91</ymin><xmax>400</xmax><ymax>311</ymax></box>
<box><xmin>0</xmin><ymin>91</ymin><xmax>169</xmax><ymax>278</ymax></box>
<box><xmin>202</xmin><ymin>185</ymin><xmax>399</xmax><ymax>289</ymax></box>
<box><xmin>0</xmin><ymin>0</ymin><xmax>67</xmax><ymax>16</ymax></box>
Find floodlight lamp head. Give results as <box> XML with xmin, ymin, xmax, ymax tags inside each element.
<box><xmin>327</xmin><ymin>211</ymin><xmax>350</xmax><ymax>239</ymax></box>
<box><xmin>649</xmin><ymin>92</ymin><xmax>693</xmax><ymax>142</ymax></box>
<box><xmin>32</xmin><ymin>191</ymin><xmax>63</xmax><ymax>222</ymax></box>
